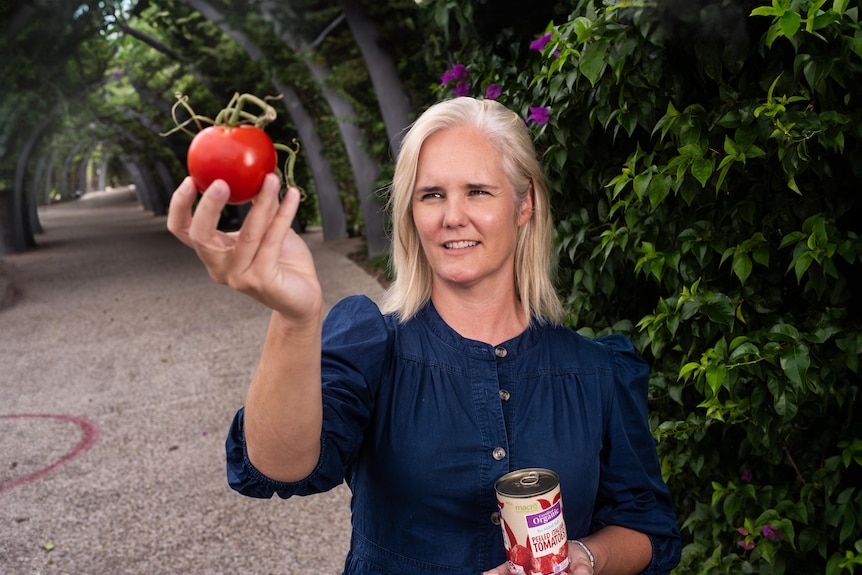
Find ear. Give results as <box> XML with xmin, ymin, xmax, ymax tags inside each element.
<box><xmin>517</xmin><ymin>183</ymin><xmax>534</xmax><ymax>227</ymax></box>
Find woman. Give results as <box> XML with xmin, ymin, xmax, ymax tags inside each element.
<box><xmin>167</xmin><ymin>97</ymin><xmax>681</xmax><ymax>575</ymax></box>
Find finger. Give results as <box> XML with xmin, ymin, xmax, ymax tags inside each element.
<box><xmin>230</xmin><ymin>173</ymin><xmax>283</xmax><ymax>269</ymax></box>
<box><xmin>166</xmin><ymin>177</ymin><xmax>199</xmax><ymax>245</ymax></box>
<box><xmin>187</xmin><ymin>179</ymin><xmax>231</xmax><ymax>248</ymax></box>
<box><xmin>266</xmin><ymin>184</ymin><xmax>303</xmax><ymax>246</ymax></box>
<box><xmin>253</xmin><ymin>183</ymin><xmax>304</xmax><ymax>271</ymax></box>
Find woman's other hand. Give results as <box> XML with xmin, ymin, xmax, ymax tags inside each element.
<box><xmin>482</xmin><ymin>540</ymin><xmax>595</xmax><ymax>575</ymax></box>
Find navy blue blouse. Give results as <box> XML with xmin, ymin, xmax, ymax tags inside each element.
<box><xmin>226</xmin><ymin>295</ymin><xmax>681</xmax><ymax>574</ymax></box>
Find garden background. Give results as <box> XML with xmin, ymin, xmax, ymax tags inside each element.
<box><xmin>1</xmin><ymin>1</ymin><xmax>860</xmax><ymax>573</ymax></box>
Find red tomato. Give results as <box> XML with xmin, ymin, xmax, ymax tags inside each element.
<box><xmin>187</xmin><ymin>124</ymin><xmax>277</xmax><ymax>204</ymax></box>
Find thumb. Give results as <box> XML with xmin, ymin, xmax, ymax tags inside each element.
<box><xmin>482</xmin><ymin>566</ymin><xmax>509</xmax><ymax>575</ymax></box>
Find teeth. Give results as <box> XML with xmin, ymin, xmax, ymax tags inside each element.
<box><xmin>445</xmin><ymin>241</ymin><xmax>478</xmax><ymax>249</ymax></box>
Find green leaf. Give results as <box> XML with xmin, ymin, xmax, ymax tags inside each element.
<box><xmin>780</xmin><ymin>341</ymin><xmax>810</xmax><ymax>386</ymax></box>
<box><xmin>579</xmin><ymin>42</ymin><xmax>606</xmax><ymax>87</ymax></box>
<box><xmin>770</xmin><ymin>323</ymin><xmax>800</xmax><ymax>341</ymax></box>
<box><xmin>724</xmin><ymin>135</ymin><xmax>741</xmax><ymax>157</ymax></box>
<box><xmin>793</xmin><ymin>251</ymin><xmax>815</xmax><ymax>282</ymax></box>
<box><xmin>703</xmin><ymin>294</ymin><xmax>736</xmax><ymax>327</ymax></box>
<box><xmin>633</xmin><ymin>172</ymin><xmax>652</xmax><ymax>200</ymax></box>
<box><xmin>788</xmin><ymin>176</ymin><xmax>802</xmax><ymax>195</ymax></box>
<box><xmin>732</xmin><ymin>252</ymin><xmax>754</xmax><ymax>285</ymax></box>
<box><xmin>751</xmin><ymin>6</ymin><xmax>780</xmax><ymax>17</ymax></box>
<box><xmin>678</xmin><ymin>362</ymin><xmax>701</xmax><ymax>382</ymax></box>
<box><xmin>779</xmin><ymin>11</ymin><xmax>802</xmax><ymax>39</ymax></box>
<box><xmin>706</xmin><ymin>364</ymin><xmax>727</xmax><ymax>396</ymax></box>
<box><xmin>691</xmin><ymin>157</ymin><xmax>714</xmax><ymax>187</ymax></box>
<box><xmin>774</xmin><ymin>388</ymin><xmax>799</xmax><ymax>419</ymax></box>
<box><xmin>730</xmin><ymin>342</ymin><xmax>760</xmax><ymax>361</ymax></box>
<box><xmin>648</xmin><ymin>175</ymin><xmax>672</xmax><ymax>211</ymax></box>
<box><xmin>780</xmin><ymin>231</ymin><xmax>806</xmax><ymax>249</ymax></box>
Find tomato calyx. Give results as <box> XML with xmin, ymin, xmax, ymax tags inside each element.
<box><xmin>162</xmin><ymin>92</ymin><xmax>304</xmax><ymax>200</ymax></box>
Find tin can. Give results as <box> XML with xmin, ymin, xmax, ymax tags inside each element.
<box><xmin>495</xmin><ymin>468</ymin><xmax>569</xmax><ymax>575</ymax></box>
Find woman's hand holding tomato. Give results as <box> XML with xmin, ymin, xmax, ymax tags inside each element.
<box><xmin>167</xmin><ymin>174</ymin><xmax>323</xmax><ymax>324</ymax></box>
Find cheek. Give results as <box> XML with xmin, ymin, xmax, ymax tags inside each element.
<box><xmin>411</xmin><ymin>206</ymin><xmax>438</xmax><ymax>243</ymax></box>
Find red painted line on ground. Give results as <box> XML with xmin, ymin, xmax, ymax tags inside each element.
<box><xmin>0</xmin><ymin>413</ymin><xmax>100</xmax><ymax>494</ymax></box>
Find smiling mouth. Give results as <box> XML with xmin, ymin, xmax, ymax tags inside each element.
<box><xmin>444</xmin><ymin>240</ymin><xmax>479</xmax><ymax>250</ymax></box>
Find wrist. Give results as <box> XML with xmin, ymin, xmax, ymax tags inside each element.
<box><xmin>569</xmin><ymin>539</ymin><xmax>595</xmax><ymax>574</ymax></box>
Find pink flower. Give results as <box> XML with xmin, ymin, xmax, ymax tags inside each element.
<box><xmin>761</xmin><ymin>526</ymin><xmax>781</xmax><ymax>541</ymax></box>
<box><xmin>485</xmin><ymin>83</ymin><xmax>502</xmax><ymax>100</ymax></box>
<box><xmin>741</xmin><ymin>469</ymin><xmax>752</xmax><ymax>482</ymax></box>
<box><xmin>440</xmin><ymin>64</ymin><xmax>469</xmax><ymax>86</ymax></box>
<box><xmin>530</xmin><ymin>32</ymin><xmax>553</xmax><ymax>51</ymax></box>
<box><xmin>736</xmin><ymin>527</ymin><xmax>749</xmax><ymax>536</ymax></box>
<box><xmin>737</xmin><ymin>540</ymin><xmax>756</xmax><ymax>551</ymax></box>
<box><xmin>526</xmin><ymin>106</ymin><xmax>551</xmax><ymax>125</ymax></box>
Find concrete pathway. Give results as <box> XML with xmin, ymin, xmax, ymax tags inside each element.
<box><xmin>0</xmin><ymin>187</ymin><xmax>385</xmax><ymax>575</ymax></box>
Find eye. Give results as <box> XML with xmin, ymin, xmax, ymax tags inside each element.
<box><xmin>469</xmin><ymin>188</ymin><xmax>490</xmax><ymax>196</ymax></box>
<box><xmin>420</xmin><ymin>191</ymin><xmax>443</xmax><ymax>201</ymax></box>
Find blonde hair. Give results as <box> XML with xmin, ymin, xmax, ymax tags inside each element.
<box><xmin>380</xmin><ymin>97</ymin><xmax>564</xmax><ymax>325</ymax></box>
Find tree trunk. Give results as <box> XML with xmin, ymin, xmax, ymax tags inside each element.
<box><xmin>122</xmin><ymin>157</ymin><xmax>154</xmax><ymax>212</ymax></box>
<box><xmin>79</xmin><ymin>143</ymin><xmax>99</xmax><ymax>196</ymax></box>
<box><xmin>97</xmin><ymin>151</ymin><xmax>110</xmax><ymax>191</ymax></box>
<box><xmin>60</xmin><ymin>142</ymin><xmax>85</xmax><ymax>200</ymax></box>
<box><xmin>29</xmin><ymin>152</ymin><xmax>48</xmax><ymax>234</ymax></box>
<box><xmin>342</xmin><ymin>0</ymin><xmax>413</xmax><ymax>153</ymax></box>
<box><xmin>43</xmin><ymin>147</ymin><xmax>60</xmax><ymax>204</ymax></box>
<box><xmin>8</xmin><ymin>114</ymin><xmax>54</xmax><ymax>252</ymax></box>
<box><xmin>263</xmin><ymin>4</ymin><xmax>388</xmax><ymax>255</ymax></box>
<box><xmin>309</xmin><ymin>61</ymin><xmax>388</xmax><ymax>255</ymax></box>
<box><xmin>153</xmin><ymin>160</ymin><xmax>174</xmax><ymax>215</ymax></box>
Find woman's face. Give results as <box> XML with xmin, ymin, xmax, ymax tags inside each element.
<box><xmin>412</xmin><ymin>126</ymin><xmax>532</xmax><ymax>292</ymax></box>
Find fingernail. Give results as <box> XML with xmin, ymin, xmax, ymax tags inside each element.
<box><xmin>207</xmin><ymin>180</ymin><xmax>229</xmax><ymax>201</ymax></box>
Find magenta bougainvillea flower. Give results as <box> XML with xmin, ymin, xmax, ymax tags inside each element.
<box><xmin>526</xmin><ymin>106</ymin><xmax>551</xmax><ymax>124</ymax></box>
<box><xmin>530</xmin><ymin>32</ymin><xmax>553</xmax><ymax>51</ymax></box>
<box><xmin>441</xmin><ymin>64</ymin><xmax>469</xmax><ymax>86</ymax></box>
<box><xmin>741</xmin><ymin>469</ymin><xmax>753</xmax><ymax>482</ymax></box>
<box><xmin>453</xmin><ymin>80</ymin><xmax>470</xmax><ymax>97</ymax></box>
<box><xmin>485</xmin><ymin>83</ymin><xmax>502</xmax><ymax>100</ymax></box>
<box><xmin>737</xmin><ymin>539</ymin><xmax>756</xmax><ymax>551</ymax></box>
<box><xmin>761</xmin><ymin>526</ymin><xmax>781</xmax><ymax>540</ymax></box>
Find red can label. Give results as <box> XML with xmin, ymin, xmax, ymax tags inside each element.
<box><xmin>495</xmin><ymin>468</ymin><xmax>569</xmax><ymax>575</ymax></box>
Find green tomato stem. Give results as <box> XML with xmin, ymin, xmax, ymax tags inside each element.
<box><xmin>163</xmin><ymin>92</ymin><xmax>303</xmax><ymax>200</ymax></box>
<box><xmin>274</xmin><ymin>139</ymin><xmax>304</xmax><ymax>200</ymax></box>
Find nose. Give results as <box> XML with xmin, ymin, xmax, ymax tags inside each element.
<box><xmin>442</xmin><ymin>196</ymin><xmax>468</xmax><ymax>228</ymax></box>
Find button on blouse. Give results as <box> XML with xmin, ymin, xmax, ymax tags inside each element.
<box><xmin>226</xmin><ymin>295</ymin><xmax>681</xmax><ymax>575</ymax></box>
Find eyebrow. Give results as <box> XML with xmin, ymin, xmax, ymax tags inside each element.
<box><xmin>414</xmin><ymin>183</ymin><xmax>501</xmax><ymax>195</ymax></box>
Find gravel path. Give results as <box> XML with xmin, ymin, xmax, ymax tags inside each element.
<box><xmin>0</xmin><ymin>187</ymin><xmax>385</xmax><ymax>575</ymax></box>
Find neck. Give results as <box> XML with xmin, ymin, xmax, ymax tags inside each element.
<box><xmin>431</xmin><ymin>284</ymin><xmax>528</xmax><ymax>346</ymax></box>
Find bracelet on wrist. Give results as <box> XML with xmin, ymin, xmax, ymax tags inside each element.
<box><xmin>569</xmin><ymin>539</ymin><xmax>596</xmax><ymax>572</ymax></box>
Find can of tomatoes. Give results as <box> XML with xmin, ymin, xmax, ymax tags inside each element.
<box><xmin>495</xmin><ymin>468</ymin><xmax>569</xmax><ymax>575</ymax></box>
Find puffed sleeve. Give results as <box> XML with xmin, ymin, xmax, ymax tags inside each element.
<box><xmin>592</xmin><ymin>334</ymin><xmax>681</xmax><ymax>575</ymax></box>
<box><xmin>225</xmin><ymin>295</ymin><xmax>394</xmax><ymax>499</ymax></box>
